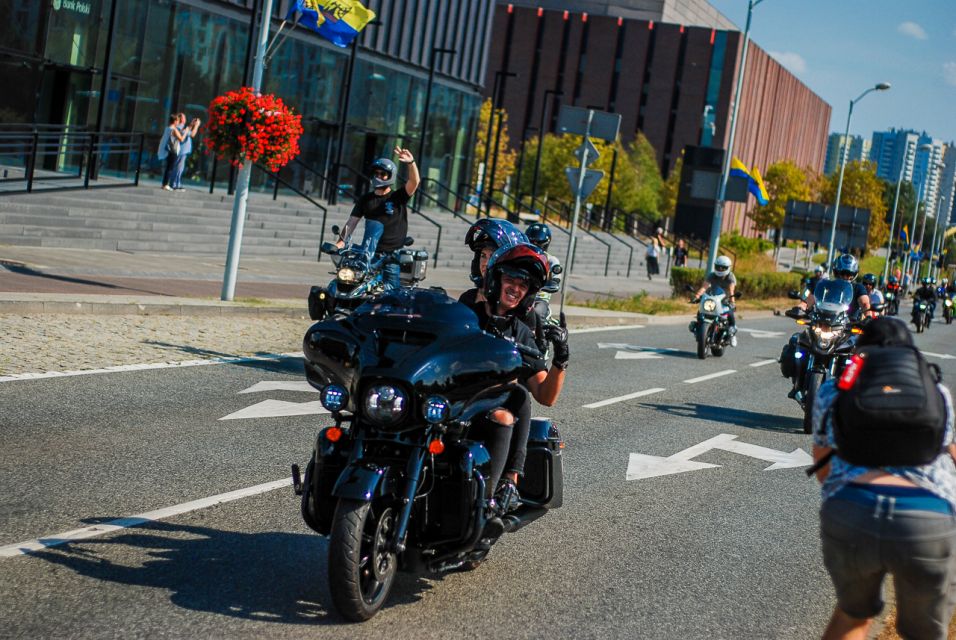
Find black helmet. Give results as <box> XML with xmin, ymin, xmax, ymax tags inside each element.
<box><xmin>526</xmin><ymin>223</ymin><xmax>552</xmax><ymax>252</ymax></box>
<box><xmin>465</xmin><ymin>218</ymin><xmax>527</xmax><ymax>284</ymax></box>
<box><xmin>483</xmin><ymin>243</ymin><xmax>550</xmax><ymax>316</ymax></box>
<box><xmin>831</xmin><ymin>254</ymin><xmax>859</xmax><ymax>279</ymax></box>
<box><xmin>888</xmin><ymin>275</ymin><xmax>899</xmax><ymax>285</ymax></box>
<box><xmin>861</xmin><ymin>273</ymin><xmax>877</xmax><ymax>287</ymax></box>
<box><xmin>923</xmin><ymin>276</ymin><xmax>933</xmax><ymax>286</ymax></box>
<box><xmin>370</xmin><ymin>158</ymin><xmax>397</xmax><ymax>189</ymax></box>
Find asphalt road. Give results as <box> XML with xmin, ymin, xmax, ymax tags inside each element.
<box><xmin>2</xmin><ymin>312</ymin><xmax>955</xmax><ymax>639</ymax></box>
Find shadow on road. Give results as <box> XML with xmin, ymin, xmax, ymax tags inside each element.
<box><xmin>0</xmin><ymin>262</ymin><xmax>170</xmax><ymax>296</ymax></box>
<box><xmin>140</xmin><ymin>342</ymin><xmax>305</xmax><ymax>374</ymax></box>
<box><xmin>26</xmin><ymin>520</ymin><xmax>434</xmax><ymax>625</ymax></box>
<box><xmin>640</xmin><ymin>402</ymin><xmax>803</xmax><ymax>433</ymax></box>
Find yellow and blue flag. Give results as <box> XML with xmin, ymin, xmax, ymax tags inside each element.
<box><xmin>287</xmin><ymin>0</ymin><xmax>376</xmax><ymax>48</ymax></box>
<box><xmin>900</xmin><ymin>225</ymin><xmax>909</xmax><ymax>245</ymax></box>
<box><xmin>730</xmin><ymin>157</ymin><xmax>769</xmax><ymax>206</ymax></box>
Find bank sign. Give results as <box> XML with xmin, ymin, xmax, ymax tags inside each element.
<box><xmin>52</xmin><ymin>0</ymin><xmax>93</xmax><ymax>15</ymax></box>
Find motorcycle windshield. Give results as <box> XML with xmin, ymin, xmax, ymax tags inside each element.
<box><xmin>813</xmin><ymin>279</ymin><xmax>853</xmax><ymax>314</ymax></box>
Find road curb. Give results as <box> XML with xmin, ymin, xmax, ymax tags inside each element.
<box><xmin>0</xmin><ymin>299</ymin><xmax>310</xmax><ymax>318</ymax></box>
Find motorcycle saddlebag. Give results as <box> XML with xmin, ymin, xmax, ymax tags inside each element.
<box><xmin>399</xmin><ymin>249</ymin><xmax>429</xmax><ymax>284</ymax></box>
<box><xmin>519</xmin><ymin>418</ymin><xmax>564</xmax><ymax>509</ymax></box>
<box><xmin>779</xmin><ymin>338</ymin><xmax>798</xmax><ymax>379</ymax></box>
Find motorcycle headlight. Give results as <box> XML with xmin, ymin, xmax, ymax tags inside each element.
<box><xmin>364</xmin><ymin>384</ymin><xmax>408</xmax><ymax>425</ymax></box>
<box><xmin>337</xmin><ymin>267</ymin><xmax>361</xmax><ymax>284</ymax></box>
<box><xmin>812</xmin><ymin>326</ymin><xmax>835</xmax><ymax>341</ymax></box>
<box><xmin>702</xmin><ymin>299</ymin><xmax>717</xmax><ymax>312</ymax></box>
<box><xmin>321</xmin><ymin>384</ymin><xmax>348</xmax><ymax>412</ymax></box>
<box><xmin>946</xmin><ymin>299</ymin><xmax>952</xmax><ymax>307</ymax></box>
<box><xmin>423</xmin><ymin>396</ymin><xmax>450</xmax><ymax>424</ymax></box>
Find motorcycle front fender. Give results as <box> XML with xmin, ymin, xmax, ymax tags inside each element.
<box><xmin>332</xmin><ymin>462</ymin><xmax>398</xmax><ymax>501</ymax></box>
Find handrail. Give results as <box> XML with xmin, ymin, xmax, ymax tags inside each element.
<box><xmin>339</xmin><ymin>164</ymin><xmax>442</xmax><ymax>267</ymax></box>
<box><xmin>271</xmin><ymin>156</ymin><xmax>335</xmax><ymax>203</ymax></box>
<box><xmin>596</xmin><ymin>224</ymin><xmax>634</xmax><ymax>278</ymax></box>
<box><xmin>612</xmin><ymin>206</ymin><xmax>736</xmax><ymax>268</ymax></box>
<box><xmin>417</xmin><ymin>178</ymin><xmax>474</xmax><ymax>226</ymax></box>
<box><xmin>255</xmin><ymin>164</ymin><xmax>329</xmax><ymax>262</ymax></box>
<box><xmin>457</xmin><ymin>182</ymin><xmax>518</xmax><ymax>221</ymax></box>
<box><xmin>523</xmin><ymin>195</ymin><xmax>614</xmax><ymax>276</ymax></box>
<box><xmin>423</xmin><ymin>178</ymin><xmax>483</xmax><ymax>217</ymax></box>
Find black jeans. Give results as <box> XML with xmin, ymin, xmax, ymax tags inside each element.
<box><xmin>472</xmin><ymin>385</ymin><xmax>532</xmax><ymax>498</ymax></box>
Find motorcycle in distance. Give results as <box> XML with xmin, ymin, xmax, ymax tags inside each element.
<box><xmin>293</xmin><ymin>288</ymin><xmax>565</xmax><ymax>621</ymax></box>
<box><xmin>687</xmin><ymin>286</ymin><xmax>740</xmax><ymax>359</ymax></box>
<box><xmin>783</xmin><ymin>279</ymin><xmax>862</xmax><ymax>433</ymax></box>
<box><xmin>307</xmin><ymin>225</ymin><xmax>429</xmax><ymax>321</ymax></box>
<box><xmin>884</xmin><ymin>289</ymin><xmax>900</xmax><ymax>316</ymax></box>
<box><xmin>943</xmin><ymin>293</ymin><xmax>955</xmax><ymax>325</ymax></box>
<box><xmin>912</xmin><ymin>296</ymin><xmax>932</xmax><ymax>333</ymax></box>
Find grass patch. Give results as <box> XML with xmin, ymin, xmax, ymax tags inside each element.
<box><xmin>572</xmin><ymin>291</ymin><xmax>690</xmax><ymax>315</ymax></box>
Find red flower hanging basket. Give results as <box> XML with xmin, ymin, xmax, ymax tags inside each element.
<box><xmin>205</xmin><ymin>87</ymin><xmax>303</xmax><ymax>172</ymax></box>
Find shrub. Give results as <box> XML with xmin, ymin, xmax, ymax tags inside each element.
<box><xmin>670</xmin><ymin>266</ymin><xmax>801</xmax><ymax>299</ymax></box>
<box><xmin>720</xmin><ymin>231</ymin><xmax>774</xmax><ymax>257</ymax></box>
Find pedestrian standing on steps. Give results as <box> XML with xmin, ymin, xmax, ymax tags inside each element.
<box><xmin>645</xmin><ymin>233</ymin><xmax>660</xmax><ymax>280</ymax></box>
<box><xmin>159</xmin><ymin>114</ymin><xmax>186</xmax><ymax>191</ymax></box>
<box><xmin>171</xmin><ymin>113</ymin><xmax>201</xmax><ymax>191</ymax></box>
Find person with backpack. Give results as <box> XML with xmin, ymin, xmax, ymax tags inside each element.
<box><xmin>808</xmin><ymin>317</ymin><xmax>956</xmax><ymax>640</ymax></box>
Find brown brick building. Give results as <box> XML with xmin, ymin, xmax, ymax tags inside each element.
<box><xmin>484</xmin><ymin>3</ymin><xmax>831</xmax><ymax>236</ymax></box>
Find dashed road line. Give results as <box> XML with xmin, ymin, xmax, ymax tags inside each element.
<box><xmin>583</xmin><ymin>387</ymin><xmax>666</xmax><ymax>409</ymax></box>
<box><xmin>749</xmin><ymin>359</ymin><xmax>778</xmax><ymax>368</ymax></box>
<box><xmin>570</xmin><ymin>324</ymin><xmax>644</xmax><ymax>334</ymax></box>
<box><xmin>683</xmin><ymin>370</ymin><xmax>736</xmax><ymax>384</ymax></box>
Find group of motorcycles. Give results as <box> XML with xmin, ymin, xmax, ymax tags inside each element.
<box><xmin>295</xmin><ymin>229</ymin><xmax>565</xmax><ymax>621</ymax></box>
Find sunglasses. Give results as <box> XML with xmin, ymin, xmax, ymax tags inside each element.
<box><xmin>373</xmin><ymin>170</ymin><xmax>390</xmax><ymax>178</ymax></box>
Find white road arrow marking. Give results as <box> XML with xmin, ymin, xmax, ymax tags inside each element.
<box><xmin>737</xmin><ymin>327</ymin><xmax>784</xmax><ymax>338</ymax></box>
<box><xmin>599</xmin><ymin>343</ymin><xmax>680</xmax><ymax>360</ymax></box>
<box><xmin>923</xmin><ymin>351</ymin><xmax>956</xmax><ymax>360</ymax></box>
<box><xmin>626</xmin><ymin>433</ymin><xmax>812</xmax><ymax>480</ymax></box>
<box><xmin>220</xmin><ymin>400</ymin><xmax>329</xmax><ymax>420</ymax></box>
<box><xmin>238</xmin><ymin>380</ymin><xmax>318</xmax><ymax>394</ymax></box>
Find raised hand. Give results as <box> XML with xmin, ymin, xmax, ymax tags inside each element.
<box><xmin>544</xmin><ymin>312</ymin><xmax>569</xmax><ymax>370</ymax></box>
<box><xmin>394</xmin><ymin>147</ymin><xmax>415</xmax><ymax>164</ymax></box>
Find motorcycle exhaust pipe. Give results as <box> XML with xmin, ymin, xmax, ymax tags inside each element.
<box><xmin>502</xmin><ymin>505</ymin><xmax>548</xmax><ymax>534</ymax></box>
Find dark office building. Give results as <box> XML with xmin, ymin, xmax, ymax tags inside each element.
<box><xmin>0</xmin><ymin>0</ymin><xmax>494</xmax><ymax>193</ymax></box>
<box><xmin>485</xmin><ymin>2</ymin><xmax>831</xmax><ymax>236</ymax></box>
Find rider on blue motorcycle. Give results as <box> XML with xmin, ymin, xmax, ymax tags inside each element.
<box><xmin>333</xmin><ymin>148</ymin><xmax>420</xmax><ymax>289</ymax></box>
<box><xmin>693</xmin><ymin>255</ymin><xmax>738</xmax><ymax>347</ymax></box>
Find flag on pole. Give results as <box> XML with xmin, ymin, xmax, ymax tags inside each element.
<box><xmin>286</xmin><ymin>0</ymin><xmax>376</xmax><ymax>48</ymax></box>
<box><xmin>729</xmin><ymin>157</ymin><xmax>769</xmax><ymax>206</ymax></box>
<box><xmin>900</xmin><ymin>225</ymin><xmax>909</xmax><ymax>245</ymax></box>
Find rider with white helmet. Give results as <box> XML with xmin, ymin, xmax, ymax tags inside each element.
<box><xmin>694</xmin><ymin>255</ymin><xmax>738</xmax><ymax>347</ymax></box>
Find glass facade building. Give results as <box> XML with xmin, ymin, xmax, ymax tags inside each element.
<box><xmin>0</xmin><ymin>0</ymin><xmax>492</xmax><ymax>194</ymax></box>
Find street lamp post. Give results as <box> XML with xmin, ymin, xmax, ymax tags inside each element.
<box><xmin>928</xmin><ymin>192</ymin><xmax>945</xmax><ymax>280</ymax></box>
<box><xmin>530</xmin><ymin>89</ymin><xmax>563</xmax><ymax>214</ymax></box>
<box><xmin>417</xmin><ymin>46</ymin><xmax>457</xmax><ymax>188</ymax></box>
<box><xmin>914</xmin><ymin>160</ymin><xmax>945</xmax><ymax>279</ymax></box>
<box><xmin>901</xmin><ymin>144</ymin><xmax>935</xmax><ymax>282</ymax></box>
<box><xmin>705</xmin><ymin>0</ymin><xmax>765</xmax><ymax>274</ymax></box>
<box><xmin>481</xmin><ymin>71</ymin><xmax>517</xmax><ymax>214</ymax></box>
<box><xmin>824</xmin><ymin>82</ymin><xmax>891</xmax><ymax>269</ymax></box>
<box><xmin>883</xmin><ymin>143</ymin><xmax>915</xmax><ymax>284</ymax></box>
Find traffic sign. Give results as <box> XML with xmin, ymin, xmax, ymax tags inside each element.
<box><xmin>574</xmin><ymin>138</ymin><xmax>600</xmax><ymax>167</ymax></box>
<box><xmin>565</xmin><ymin>167</ymin><xmax>605</xmax><ymax>199</ymax></box>
<box><xmin>557</xmin><ymin>106</ymin><xmax>621</xmax><ymax>142</ymax></box>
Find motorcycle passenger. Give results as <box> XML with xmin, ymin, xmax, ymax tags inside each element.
<box><xmin>861</xmin><ymin>273</ymin><xmax>883</xmax><ymax>316</ymax></box>
<box><xmin>693</xmin><ymin>255</ymin><xmax>738</xmax><ymax>347</ymax></box>
<box><xmin>525</xmin><ymin>222</ymin><xmax>562</xmax><ymax>328</ymax></box>
<box><xmin>913</xmin><ymin>277</ymin><xmax>938</xmax><ymax>321</ymax></box>
<box><xmin>460</xmin><ymin>244</ymin><xmax>569</xmax><ymax>529</ymax></box>
<box><xmin>801</xmin><ymin>254</ymin><xmax>871</xmax><ymax>320</ymax></box>
<box><xmin>333</xmin><ymin>148</ymin><xmax>420</xmax><ymax>290</ymax></box>
<box><xmin>803</xmin><ymin>264</ymin><xmax>826</xmax><ymax>297</ymax></box>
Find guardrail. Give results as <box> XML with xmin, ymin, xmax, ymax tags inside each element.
<box><xmin>418</xmin><ymin>178</ymin><xmax>475</xmax><ymax>226</ymax></box>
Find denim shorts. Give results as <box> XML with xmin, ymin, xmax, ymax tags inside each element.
<box><xmin>820</xmin><ymin>484</ymin><xmax>956</xmax><ymax>640</ymax></box>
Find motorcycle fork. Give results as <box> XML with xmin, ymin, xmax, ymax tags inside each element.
<box><xmin>391</xmin><ymin>447</ymin><xmax>427</xmax><ymax>554</ymax></box>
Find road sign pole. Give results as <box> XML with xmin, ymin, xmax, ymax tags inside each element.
<box><xmin>560</xmin><ymin>110</ymin><xmax>593</xmax><ymax>316</ymax></box>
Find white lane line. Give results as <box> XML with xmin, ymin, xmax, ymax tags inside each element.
<box><xmin>749</xmin><ymin>359</ymin><xmax>778</xmax><ymax>368</ymax></box>
<box><xmin>924</xmin><ymin>351</ymin><xmax>956</xmax><ymax>360</ymax></box>
<box><xmin>583</xmin><ymin>387</ymin><xmax>666</xmax><ymax>409</ymax></box>
<box><xmin>683</xmin><ymin>370</ymin><xmax>736</xmax><ymax>384</ymax></box>
<box><xmin>0</xmin><ymin>477</ymin><xmax>293</xmax><ymax>560</ymax></box>
<box><xmin>570</xmin><ymin>324</ymin><xmax>644</xmax><ymax>334</ymax></box>
<box><xmin>0</xmin><ymin>352</ymin><xmax>304</xmax><ymax>383</ymax></box>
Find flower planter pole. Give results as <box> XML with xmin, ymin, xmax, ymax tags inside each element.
<box><xmin>222</xmin><ymin>0</ymin><xmax>274</xmax><ymax>302</ymax></box>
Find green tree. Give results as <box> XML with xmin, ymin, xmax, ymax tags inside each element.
<box><xmin>471</xmin><ymin>98</ymin><xmax>517</xmax><ymax>192</ymax></box>
<box><xmin>625</xmin><ymin>132</ymin><xmax>664</xmax><ymax>219</ymax></box>
<box><xmin>660</xmin><ymin>152</ymin><xmax>682</xmax><ymax>220</ymax></box>
<box><xmin>816</xmin><ymin>160</ymin><xmax>888</xmax><ymax>253</ymax></box>
<box><xmin>748</xmin><ymin>160</ymin><xmax>811</xmax><ymax>231</ymax></box>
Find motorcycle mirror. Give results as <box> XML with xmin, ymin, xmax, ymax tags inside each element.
<box><xmin>403</xmin><ymin>236</ymin><xmax>414</xmax><ymax>247</ymax></box>
<box><xmin>733</xmin><ymin>292</ymin><xmax>742</xmax><ymax>300</ymax></box>
<box><xmin>541</xmin><ymin>281</ymin><xmax>560</xmax><ymax>294</ymax></box>
<box><xmin>551</xmin><ymin>265</ymin><xmax>563</xmax><ymax>276</ymax></box>
<box><xmin>685</xmin><ymin>285</ymin><xmax>696</xmax><ymax>292</ymax></box>
<box><xmin>331</xmin><ymin>224</ymin><xmax>341</xmax><ymax>235</ymax></box>
<box><xmin>787</xmin><ymin>290</ymin><xmax>802</xmax><ymax>300</ymax></box>
<box><xmin>320</xmin><ymin>242</ymin><xmax>340</xmax><ymax>255</ymax></box>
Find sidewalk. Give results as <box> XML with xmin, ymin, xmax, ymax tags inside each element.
<box><xmin>0</xmin><ymin>245</ymin><xmax>677</xmax><ymax>323</ymax></box>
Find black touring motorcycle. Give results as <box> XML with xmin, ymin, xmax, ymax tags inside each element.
<box><xmin>293</xmin><ymin>287</ymin><xmax>564</xmax><ymax>621</ymax></box>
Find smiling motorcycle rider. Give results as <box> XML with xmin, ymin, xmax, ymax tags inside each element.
<box><xmin>459</xmin><ymin>243</ymin><xmax>569</xmax><ymax>540</ymax></box>
<box><xmin>693</xmin><ymin>255</ymin><xmax>738</xmax><ymax>347</ymax></box>
<box><xmin>333</xmin><ymin>148</ymin><xmax>420</xmax><ymax>290</ymax></box>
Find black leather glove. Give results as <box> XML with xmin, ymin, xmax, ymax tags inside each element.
<box><xmin>544</xmin><ymin>312</ymin><xmax>569</xmax><ymax>370</ymax></box>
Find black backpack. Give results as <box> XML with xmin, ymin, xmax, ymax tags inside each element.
<box><xmin>830</xmin><ymin>346</ymin><xmax>946</xmax><ymax>467</ymax></box>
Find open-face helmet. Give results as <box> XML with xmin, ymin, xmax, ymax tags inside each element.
<box><xmin>483</xmin><ymin>243</ymin><xmax>550</xmax><ymax>317</ymax></box>
<box><xmin>861</xmin><ymin>273</ymin><xmax>877</xmax><ymax>287</ymax></box>
<box><xmin>888</xmin><ymin>275</ymin><xmax>899</xmax><ymax>285</ymax></box>
<box><xmin>831</xmin><ymin>254</ymin><xmax>859</xmax><ymax>279</ymax></box>
<box><xmin>814</xmin><ymin>264</ymin><xmax>825</xmax><ymax>276</ymax></box>
<box><xmin>465</xmin><ymin>218</ymin><xmax>527</xmax><ymax>284</ymax></box>
<box><xmin>526</xmin><ymin>223</ymin><xmax>552</xmax><ymax>252</ymax></box>
<box><xmin>370</xmin><ymin>158</ymin><xmax>397</xmax><ymax>190</ymax></box>
<box><xmin>713</xmin><ymin>255</ymin><xmax>732</xmax><ymax>275</ymax></box>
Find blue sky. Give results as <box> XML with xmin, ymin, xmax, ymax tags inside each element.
<box><xmin>708</xmin><ymin>0</ymin><xmax>956</xmax><ymax>143</ymax></box>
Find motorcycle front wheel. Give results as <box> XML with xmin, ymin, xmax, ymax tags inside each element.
<box><xmin>328</xmin><ymin>499</ymin><xmax>398</xmax><ymax>622</ymax></box>
<box><xmin>696</xmin><ymin>322</ymin><xmax>708</xmax><ymax>359</ymax></box>
<box><xmin>803</xmin><ymin>371</ymin><xmax>824</xmax><ymax>434</ymax></box>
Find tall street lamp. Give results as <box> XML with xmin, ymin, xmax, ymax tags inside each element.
<box><xmin>915</xmin><ymin>160</ymin><xmax>945</xmax><ymax>279</ymax></box>
<box><xmin>902</xmin><ymin>148</ymin><xmax>934</xmax><ymax>281</ymax></box>
<box><xmin>705</xmin><ymin>0</ymin><xmax>765</xmax><ymax>274</ymax></box>
<box><xmin>928</xmin><ymin>185</ymin><xmax>946</xmax><ymax>279</ymax></box>
<box><xmin>824</xmin><ymin>82</ymin><xmax>891</xmax><ymax>268</ymax></box>
<box><xmin>530</xmin><ymin>89</ymin><xmax>563</xmax><ymax>214</ymax></box>
<box><xmin>417</xmin><ymin>46</ymin><xmax>457</xmax><ymax>185</ymax></box>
